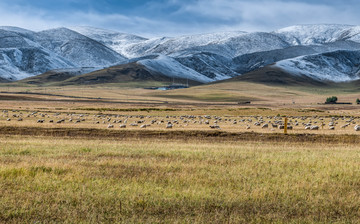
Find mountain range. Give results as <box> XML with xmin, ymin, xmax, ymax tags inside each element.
<box><xmin>1</xmin><ymin>24</ymin><xmax>360</xmax><ymax>85</ymax></box>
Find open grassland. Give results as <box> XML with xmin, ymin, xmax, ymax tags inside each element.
<box><xmin>1</xmin><ymin>83</ymin><xmax>360</xmax><ymax>136</ymax></box>
<box><xmin>1</xmin><ymin>83</ymin><xmax>360</xmax><ymax>222</ymax></box>
<box><xmin>2</xmin><ymin>80</ymin><xmax>360</xmax><ymax>108</ymax></box>
<box><xmin>1</xmin><ymin>107</ymin><xmax>360</xmax><ymax>135</ymax></box>
<box><xmin>1</xmin><ymin>136</ymin><xmax>360</xmax><ymax>223</ymax></box>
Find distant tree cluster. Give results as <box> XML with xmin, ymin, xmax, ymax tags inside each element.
<box><xmin>326</xmin><ymin>96</ymin><xmax>338</xmax><ymax>104</ymax></box>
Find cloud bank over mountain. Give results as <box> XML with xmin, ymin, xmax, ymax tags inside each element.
<box><xmin>0</xmin><ymin>0</ymin><xmax>360</xmax><ymax>37</ymax></box>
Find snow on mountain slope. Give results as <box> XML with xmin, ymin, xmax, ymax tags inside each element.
<box><xmin>73</xmin><ymin>24</ymin><xmax>360</xmax><ymax>79</ymax></box>
<box><xmin>69</xmin><ymin>26</ymin><xmax>147</xmax><ymax>58</ymax></box>
<box><xmin>122</xmin><ymin>31</ymin><xmax>247</xmax><ymax>58</ymax></box>
<box><xmin>106</xmin><ymin>26</ymin><xmax>360</xmax><ymax>82</ymax></box>
<box><xmin>174</xmin><ymin>51</ymin><xmax>238</xmax><ymax>79</ymax></box>
<box><xmin>0</xmin><ymin>26</ymin><xmax>35</xmax><ymax>36</ymax></box>
<box><xmin>73</xmin><ymin>24</ymin><xmax>360</xmax><ymax>60</ymax></box>
<box><xmin>233</xmin><ymin>46</ymin><xmax>318</xmax><ymax>74</ymax></box>
<box><xmin>116</xmin><ymin>53</ymin><xmax>234</xmax><ymax>82</ymax></box>
<box><xmin>177</xmin><ymin>32</ymin><xmax>291</xmax><ymax>59</ymax></box>
<box><xmin>312</xmin><ymin>40</ymin><xmax>360</xmax><ymax>53</ymax></box>
<box><xmin>0</xmin><ymin>29</ymin><xmax>38</xmax><ymax>49</ymax></box>
<box><xmin>121</xmin><ymin>37</ymin><xmax>172</xmax><ymax>58</ymax></box>
<box><xmin>343</xmin><ymin>26</ymin><xmax>360</xmax><ymax>42</ymax></box>
<box><xmin>34</xmin><ymin>27</ymin><xmax>126</xmax><ymax>67</ymax></box>
<box><xmin>137</xmin><ymin>55</ymin><xmax>214</xmax><ymax>83</ymax></box>
<box><xmin>122</xmin><ymin>31</ymin><xmax>289</xmax><ymax>59</ymax></box>
<box><xmin>146</xmin><ymin>31</ymin><xmax>247</xmax><ymax>55</ymax></box>
<box><xmin>0</xmin><ymin>29</ymin><xmax>76</xmax><ymax>81</ymax></box>
<box><xmin>3</xmin><ymin>24</ymin><xmax>360</xmax><ymax>84</ymax></box>
<box><xmin>273</xmin><ymin>24</ymin><xmax>360</xmax><ymax>45</ymax></box>
<box><xmin>0</xmin><ymin>26</ymin><xmax>38</xmax><ymax>44</ymax></box>
<box><xmin>0</xmin><ymin>47</ymin><xmax>75</xmax><ymax>81</ymax></box>
<box><xmin>231</xmin><ymin>40</ymin><xmax>360</xmax><ymax>75</ymax></box>
<box><xmin>274</xmin><ymin>50</ymin><xmax>360</xmax><ymax>82</ymax></box>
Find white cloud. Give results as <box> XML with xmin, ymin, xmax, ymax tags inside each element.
<box><xmin>0</xmin><ymin>3</ymin><xmax>61</xmax><ymax>31</ymax></box>
<box><xmin>0</xmin><ymin>1</ymin><xmax>197</xmax><ymax>37</ymax></box>
<box><xmin>175</xmin><ymin>0</ymin><xmax>360</xmax><ymax>31</ymax></box>
<box><xmin>0</xmin><ymin>0</ymin><xmax>359</xmax><ymax>36</ymax></box>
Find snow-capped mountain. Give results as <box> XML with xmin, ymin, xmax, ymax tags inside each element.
<box><xmin>138</xmin><ymin>54</ymin><xmax>214</xmax><ymax>83</ymax></box>
<box><xmin>117</xmin><ymin>52</ymin><xmax>236</xmax><ymax>81</ymax></box>
<box><xmin>69</xmin><ymin>26</ymin><xmax>147</xmax><ymax>58</ymax></box>
<box><xmin>34</xmin><ymin>27</ymin><xmax>126</xmax><ymax>67</ymax></box>
<box><xmin>0</xmin><ymin>27</ymin><xmax>128</xmax><ymax>81</ymax></box>
<box><xmin>189</xmin><ymin>32</ymin><xmax>291</xmax><ymax>58</ymax></box>
<box><xmin>0</xmin><ymin>26</ymin><xmax>35</xmax><ymax>37</ymax></box>
<box><xmin>232</xmin><ymin>46</ymin><xmax>318</xmax><ymax>74</ymax></box>
<box><xmin>0</xmin><ymin>28</ymin><xmax>75</xmax><ymax>81</ymax></box>
<box><xmin>2</xmin><ymin>24</ymin><xmax>360</xmax><ymax>84</ymax></box>
<box><xmin>274</xmin><ymin>50</ymin><xmax>360</xmax><ymax>82</ymax></box>
<box><xmin>273</xmin><ymin>24</ymin><xmax>360</xmax><ymax>45</ymax></box>
<box><xmin>116</xmin><ymin>31</ymin><xmax>247</xmax><ymax>59</ymax></box>
<box><xmin>114</xmin><ymin>31</ymin><xmax>290</xmax><ymax>59</ymax></box>
<box><xmin>174</xmin><ymin>51</ymin><xmax>238</xmax><ymax>79</ymax></box>
<box><xmin>0</xmin><ymin>47</ymin><xmax>76</xmax><ymax>81</ymax></box>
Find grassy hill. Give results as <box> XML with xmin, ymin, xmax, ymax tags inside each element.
<box><xmin>221</xmin><ymin>65</ymin><xmax>327</xmax><ymax>87</ymax></box>
<box><xmin>3</xmin><ymin>62</ymin><xmax>360</xmax><ymax>106</ymax></box>
<box><xmin>14</xmin><ymin>63</ymin><xmax>201</xmax><ymax>88</ymax></box>
<box><xmin>18</xmin><ymin>69</ymin><xmax>80</xmax><ymax>86</ymax></box>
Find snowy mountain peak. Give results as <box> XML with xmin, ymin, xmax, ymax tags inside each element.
<box><xmin>69</xmin><ymin>26</ymin><xmax>148</xmax><ymax>58</ymax></box>
<box><xmin>34</xmin><ymin>27</ymin><xmax>127</xmax><ymax>67</ymax></box>
<box><xmin>70</xmin><ymin>26</ymin><xmax>147</xmax><ymax>39</ymax></box>
<box><xmin>276</xmin><ymin>24</ymin><xmax>355</xmax><ymax>33</ymax></box>
<box><xmin>168</xmin><ymin>31</ymin><xmax>247</xmax><ymax>45</ymax></box>
<box><xmin>137</xmin><ymin>54</ymin><xmax>215</xmax><ymax>83</ymax></box>
<box><xmin>37</xmin><ymin>27</ymin><xmax>91</xmax><ymax>40</ymax></box>
<box><xmin>0</xmin><ymin>26</ymin><xmax>34</xmax><ymax>35</ymax></box>
<box><xmin>2</xmin><ymin>24</ymin><xmax>360</xmax><ymax>84</ymax></box>
<box><xmin>274</xmin><ymin>24</ymin><xmax>360</xmax><ymax>45</ymax></box>
<box><xmin>70</xmin><ymin>26</ymin><xmax>125</xmax><ymax>36</ymax></box>
<box><xmin>274</xmin><ymin>50</ymin><xmax>360</xmax><ymax>82</ymax></box>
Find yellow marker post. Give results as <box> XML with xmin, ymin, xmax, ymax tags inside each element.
<box><xmin>284</xmin><ymin>117</ymin><xmax>288</xmax><ymax>135</ymax></box>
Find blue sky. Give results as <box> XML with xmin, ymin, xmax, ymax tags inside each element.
<box><xmin>0</xmin><ymin>0</ymin><xmax>359</xmax><ymax>37</ymax></box>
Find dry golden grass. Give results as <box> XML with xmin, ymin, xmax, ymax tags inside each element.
<box><xmin>1</xmin><ymin>84</ymin><xmax>360</xmax><ymax>222</ymax></box>
<box><xmin>2</xmin><ymin>81</ymin><xmax>360</xmax><ymax>108</ymax></box>
<box><xmin>1</xmin><ymin>107</ymin><xmax>360</xmax><ymax>136</ymax></box>
<box><xmin>1</xmin><ymin>83</ymin><xmax>360</xmax><ymax>127</ymax></box>
<box><xmin>1</xmin><ymin>136</ymin><xmax>360</xmax><ymax>223</ymax></box>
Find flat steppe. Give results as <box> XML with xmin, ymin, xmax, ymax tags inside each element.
<box><xmin>1</xmin><ymin>81</ymin><xmax>360</xmax><ymax>223</ymax></box>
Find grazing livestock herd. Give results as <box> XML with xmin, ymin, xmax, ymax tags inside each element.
<box><xmin>2</xmin><ymin>110</ymin><xmax>360</xmax><ymax>133</ymax></box>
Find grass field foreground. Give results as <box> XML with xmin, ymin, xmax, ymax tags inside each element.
<box><xmin>1</xmin><ymin>136</ymin><xmax>360</xmax><ymax>223</ymax></box>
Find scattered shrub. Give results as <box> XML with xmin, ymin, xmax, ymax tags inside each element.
<box><xmin>326</xmin><ymin>96</ymin><xmax>338</xmax><ymax>104</ymax></box>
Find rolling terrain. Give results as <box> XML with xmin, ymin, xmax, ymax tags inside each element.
<box><xmin>33</xmin><ymin>28</ymin><xmax>127</xmax><ymax>67</ymax></box>
<box><xmin>274</xmin><ymin>50</ymin><xmax>360</xmax><ymax>82</ymax></box>
<box><xmin>0</xmin><ymin>28</ymin><xmax>75</xmax><ymax>81</ymax></box>
<box><xmin>60</xmin><ymin>62</ymin><xmax>201</xmax><ymax>86</ymax></box>
<box><xmin>2</xmin><ymin>24</ymin><xmax>360</xmax><ymax>86</ymax></box>
<box><xmin>18</xmin><ymin>68</ymin><xmax>101</xmax><ymax>85</ymax></box>
<box><xmin>3</xmin><ymin>24</ymin><xmax>360</xmax><ymax>224</ymax></box>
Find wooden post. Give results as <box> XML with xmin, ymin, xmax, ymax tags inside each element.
<box><xmin>284</xmin><ymin>117</ymin><xmax>288</xmax><ymax>135</ymax></box>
